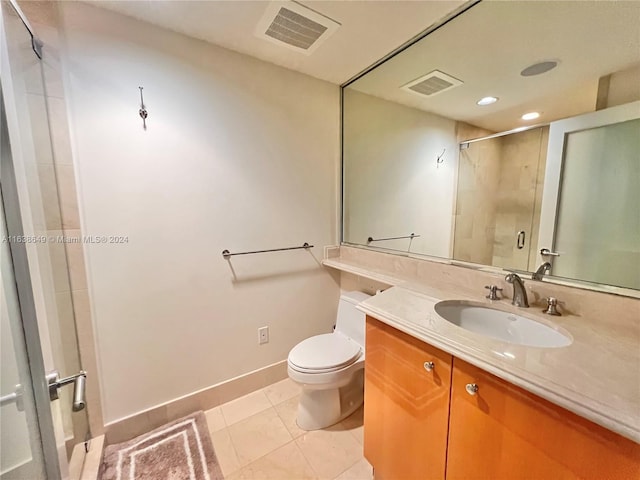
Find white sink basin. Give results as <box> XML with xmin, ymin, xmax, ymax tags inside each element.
<box><xmin>434</xmin><ymin>300</ymin><xmax>572</xmax><ymax>348</ymax></box>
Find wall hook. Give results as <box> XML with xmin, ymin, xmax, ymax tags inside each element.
<box><xmin>436</xmin><ymin>148</ymin><xmax>446</xmax><ymax>168</ymax></box>
<box><xmin>138</xmin><ymin>86</ymin><xmax>148</xmax><ymax>130</ymax></box>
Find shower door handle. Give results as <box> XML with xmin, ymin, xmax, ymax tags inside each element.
<box><xmin>0</xmin><ymin>384</ymin><xmax>24</xmax><ymax>411</ymax></box>
<box><xmin>47</xmin><ymin>370</ymin><xmax>87</xmax><ymax>412</ymax></box>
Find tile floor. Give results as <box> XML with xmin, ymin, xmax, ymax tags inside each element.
<box><xmin>205</xmin><ymin>378</ymin><xmax>373</xmax><ymax>480</ymax></box>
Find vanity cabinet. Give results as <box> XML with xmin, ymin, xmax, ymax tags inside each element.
<box><xmin>364</xmin><ymin>316</ymin><xmax>640</xmax><ymax>480</ymax></box>
<box><xmin>364</xmin><ymin>317</ymin><xmax>452</xmax><ymax>480</ymax></box>
<box><xmin>447</xmin><ymin>359</ymin><xmax>640</xmax><ymax>480</ymax></box>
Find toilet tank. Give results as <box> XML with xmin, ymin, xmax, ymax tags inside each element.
<box><xmin>335</xmin><ymin>291</ymin><xmax>372</xmax><ymax>347</ymax></box>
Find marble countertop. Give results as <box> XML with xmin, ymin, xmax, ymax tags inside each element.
<box><xmin>356</xmin><ymin>284</ymin><xmax>640</xmax><ymax>443</ymax></box>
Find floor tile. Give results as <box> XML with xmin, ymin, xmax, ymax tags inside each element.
<box><xmin>224</xmin><ymin>470</ymin><xmax>244</xmax><ymax>480</ymax></box>
<box><xmin>210</xmin><ymin>428</ymin><xmax>241</xmax><ymax>477</ymax></box>
<box><xmin>228</xmin><ymin>408</ymin><xmax>293</xmax><ymax>467</ymax></box>
<box><xmin>221</xmin><ymin>390</ymin><xmax>273</xmax><ymax>426</ymax></box>
<box><xmin>263</xmin><ymin>378</ymin><xmax>300</xmax><ymax>406</ymax></box>
<box><xmin>295</xmin><ymin>424</ymin><xmax>364</xmax><ymax>479</ymax></box>
<box><xmin>334</xmin><ymin>458</ymin><xmax>373</xmax><ymax>480</ymax></box>
<box><xmin>340</xmin><ymin>406</ymin><xmax>364</xmax><ymax>445</ymax></box>
<box><xmin>274</xmin><ymin>395</ymin><xmax>307</xmax><ymax>439</ymax></box>
<box><xmin>205</xmin><ymin>406</ymin><xmax>226</xmax><ymax>433</ymax></box>
<box><xmin>233</xmin><ymin>441</ymin><xmax>317</xmax><ymax>479</ymax></box>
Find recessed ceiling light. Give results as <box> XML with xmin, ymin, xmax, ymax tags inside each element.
<box><xmin>521</xmin><ymin>61</ymin><xmax>558</xmax><ymax>77</ymax></box>
<box><xmin>521</xmin><ymin>112</ymin><xmax>540</xmax><ymax>121</ymax></box>
<box><xmin>477</xmin><ymin>96</ymin><xmax>498</xmax><ymax>106</ymax></box>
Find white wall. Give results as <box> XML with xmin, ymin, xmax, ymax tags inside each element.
<box><xmin>606</xmin><ymin>64</ymin><xmax>640</xmax><ymax>108</ymax></box>
<box><xmin>343</xmin><ymin>89</ymin><xmax>457</xmax><ymax>258</ymax></box>
<box><xmin>59</xmin><ymin>3</ymin><xmax>341</xmax><ymax>423</ymax></box>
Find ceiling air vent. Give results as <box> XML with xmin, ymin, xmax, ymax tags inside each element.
<box><xmin>401</xmin><ymin>70</ymin><xmax>463</xmax><ymax>98</ymax></box>
<box><xmin>256</xmin><ymin>1</ymin><xmax>340</xmax><ymax>55</ymax></box>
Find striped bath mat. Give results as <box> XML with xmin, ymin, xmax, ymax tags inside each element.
<box><xmin>98</xmin><ymin>411</ymin><xmax>223</xmax><ymax>480</ymax></box>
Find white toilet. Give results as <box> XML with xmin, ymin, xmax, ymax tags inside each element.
<box><xmin>287</xmin><ymin>291</ymin><xmax>371</xmax><ymax>431</ymax></box>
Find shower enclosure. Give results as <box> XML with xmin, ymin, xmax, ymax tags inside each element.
<box><xmin>1</xmin><ymin>1</ymin><xmax>89</xmax><ymax>478</ymax></box>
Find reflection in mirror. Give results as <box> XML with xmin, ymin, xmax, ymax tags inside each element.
<box><xmin>343</xmin><ymin>88</ymin><xmax>457</xmax><ymax>258</ymax></box>
<box><xmin>342</xmin><ymin>0</ymin><xmax>640</xmax><ymax>295</ymax></box>
<box><xmin>554</xmin><ymin>119</ymin><xmax>639</xmax><ymax>290</ymax></box>
<box><xmin>453</xmin><ymin>126</ymin><xmax>548</xmax><ymax>272</ymax></box>
<box><xmin>540</xmin><ymin>106</ymin><xmax>640</xmax><ymax>291</ymax></box>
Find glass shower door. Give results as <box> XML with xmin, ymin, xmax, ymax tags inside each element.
<box><xmin>538</xmin><ymin>101</ymin><xmax>640</xmax><ymax>291</ymax></box>
<box><xmin>1</xmin><ymin>0</ymin><xmax>90</xmax><ymax>477</ymax></box>
<box><xmin>1</xmin><ymin>199</ymin><xmax>47</xmax><ymax>480</ymax></box>
<box><xmin>552</xmin><ymin>118</ymin><xmax>640</xmax><ymax>289</ymax></box>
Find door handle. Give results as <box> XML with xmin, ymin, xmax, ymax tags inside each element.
<box><xmin>540</xmin><ymin>248</ymin><xmax>561</xmax><ymax>257</ymax></box>
<box><xmin>47</xmin><ymin>370</ymin><xmax>87</xmax><ymax>412</ymax></box>
<box><xmin>0</xmin><ymin>384</ymin><xmax>24</xmax><ymax>411</ymax></box>
<box><xmin>516</xmin><ymin>231</ymin><xmax>526</xmax><ymax>249</ymax></box>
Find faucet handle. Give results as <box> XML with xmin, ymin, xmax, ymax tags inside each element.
<box><xmin>543</xmin><ymin>297</ymin><xmax>562</xmax><ymax>316</ymax></box>
<box><xmin>484</xmin><ymin>285</ymin><xmax>503</xmax><ymax>300</ymax></box>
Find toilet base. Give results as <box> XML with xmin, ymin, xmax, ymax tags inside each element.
<box><xmin>295</xmin><ymin>369</ymin><xmax>364</xmax><ymax>431</ymax></box>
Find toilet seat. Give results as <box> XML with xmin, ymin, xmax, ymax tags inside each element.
<box><xmin>288</xmin><ymin>333</ymin><xmax>361</xmax><ymax>373</ymax></box>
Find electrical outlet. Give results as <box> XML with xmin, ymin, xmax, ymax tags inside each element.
<box><xmin>258</xmin><ymin>326</ymin><xmax>269</xmax><ymax>345</ymax></box>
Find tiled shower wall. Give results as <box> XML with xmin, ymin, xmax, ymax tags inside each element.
<box><xmin>453</xmin><ymin>122</ymin><xmax>499</xmax><ymax>265</ymax></box>
<box><xmin>453</xmin><ymin>124</ymin><xmax>548</xmax><ymax>272</ymax></box>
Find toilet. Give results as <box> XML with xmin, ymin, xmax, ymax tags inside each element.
<box><xmin>287</xmin><ymin>291</ymin><xmax>372</xmax><ymax>431</ymax></box>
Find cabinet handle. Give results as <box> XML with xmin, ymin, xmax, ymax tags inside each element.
<box><xmin>465</xmin><ymin>383</ymin><xmax>479</xmax><ymax>396</ymax></box>
<box><xmin>423</xmin><ymin>361</ymin><xmax>435</xmax><ymax>372</ymax></box>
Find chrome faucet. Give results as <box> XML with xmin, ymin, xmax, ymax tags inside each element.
<box><xmin>505</xmin><ymin>273</ymin><xmax>529</xmax><ymax>308</ymax></box>
<box><xmin>532</xmin><ymin>262</ymin><xmax>552</xmax><ymax>281</ymax></box>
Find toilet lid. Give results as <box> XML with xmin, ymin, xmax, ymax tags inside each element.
<box><xmin>288</xmin><ymin>334</ymin><xmax>361</xmax><ymax>372</ymax></box>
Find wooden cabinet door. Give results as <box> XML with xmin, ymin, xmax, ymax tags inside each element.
<box><xmin>447</xmin><ymin>358</ymin><xmax>640</xmax><ymax>480</ymax></box>
<box><xmin>364</xmin><ymin>317</ymin><xmax>453</xmax><ymax>480</ymax></box>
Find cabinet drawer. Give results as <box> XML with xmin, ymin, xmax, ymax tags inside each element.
<box><xmin>364</xmin><ymin>316</ymin><xmax>452</xmax><ymax>480</ymax></box>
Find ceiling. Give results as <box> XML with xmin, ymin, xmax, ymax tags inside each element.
<box><xmin>87</xmin><ymin>0</ymin><xmax>467</xmax><ymax>85</ymax></box>
<box><xmin>348</xmin><ymin>1</ymin><xmax>640</xmax><ymax>132</ymax></box>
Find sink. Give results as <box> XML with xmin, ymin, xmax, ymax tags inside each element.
<box><xmin>434</xmin><ymin>300</ymin><xmax>572</xmax><ymax>348</ymax></box>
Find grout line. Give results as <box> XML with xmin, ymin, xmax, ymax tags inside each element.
<box><xmin>262</xmin><ymin>380</ymin><xmax>301</xmax><ymax>408</ymax></box>
<box><xmin>223</xmin><ymin>426</ymin><xmax>243</xmax><ymax>476</ymax></box>
<box><xmin>219</xmin><ymin>390</ymin><xmax>272</xmax><ymax>427</ymax></box>
<box><xmin>225</xmin><ymin>407</ymin><xmax>293</xmax><ymax>470</ymax></box>
<box><xmin>330</xmin><ymin>457</ymin><xmax>362</xmax><ymax>480</ymax></box>
<box><xmin>203</xmin><ymin>406</ymin><xmax>227</xmax><ymax>434</ymax></box>
<box><xmin>293</xmin><ymin>436</ymin><xmax>324</xmax><ymax>480</ymax></box>
<box><xmin>216</xmin><ymin>379</ymin><xmax>369</xmax><ymax>479</ymax></box>
<box><xmin>208</xmin><ymin>426</ymin><xmax>240</xmax><ymax>478</ymax></box>
<box><xmin>240</xmin><ymin>438</ymin><xmax>302</xmax><ymax>477</ymax></box>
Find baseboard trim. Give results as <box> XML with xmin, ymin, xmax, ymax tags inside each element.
<box><xmin>104</xmin><ymin>360</ymin><xmax>288</xmax><ymax>444</ymax></box>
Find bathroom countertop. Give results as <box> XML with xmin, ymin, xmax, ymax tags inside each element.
<box><xmin>322</xmin><ymin>256</ymin><xmax>640</xmax><ymax>443</ymax></box>
<box><xmin>358</xmin><ymin>285</ymin><xmax>640</xmax><ymax>443</ymax></box>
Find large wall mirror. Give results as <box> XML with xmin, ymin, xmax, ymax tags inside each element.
<box><xmin>342</xmin><ymin>0</ymin><xmax>640</xmax><ymax>295</ymax></box>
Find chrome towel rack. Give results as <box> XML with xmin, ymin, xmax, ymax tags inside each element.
<box><xmin>367</xmin><ymin>233</ymin><xmax>420</xmax><ymax>243</ymax></box>
<box><xmin>222</xmin><ymin>242</ymin><xmax>313</xmax><ymax>259</ymax></box>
